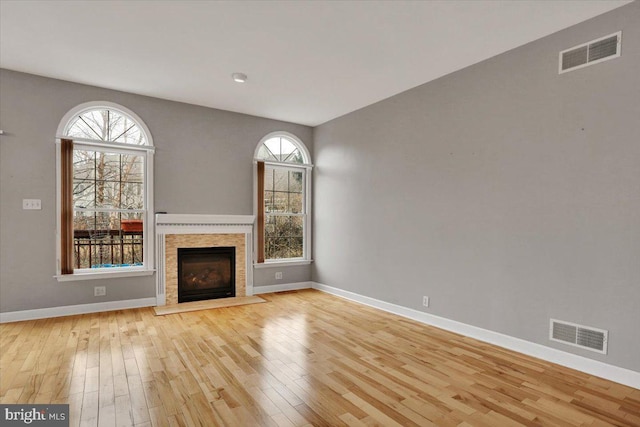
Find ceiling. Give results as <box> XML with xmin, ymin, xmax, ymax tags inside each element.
<box><xmin>0</xmin><ymin>1</ymin><xmax>631</xmax><ymax>126</ymax></box>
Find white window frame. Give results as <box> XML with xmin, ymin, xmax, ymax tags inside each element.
<box><xmin>55</xmin><ymin>101</ymin><xmax>155</xmax><ymax>281</ymax></box>
<box><xmin>253</xmin><ymin>131</ymin><xmax>312</xmax><ymax>267</ymax></box>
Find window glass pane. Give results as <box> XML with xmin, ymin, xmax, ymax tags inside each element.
<box><xmin>121</xmin><ymin>183</ymin><xmax>144</xmax><ymax>209</ymax></box>
<box><xmin>120</xmin><ymin>212</ymin><xmax>145</xmax><ymax>266</ymax></box>
<box><xmin>265</xmin><ymin>167</ymin><xmax>274</xmax><ymax>191</ymax></box>
<box><xmin>73</xmin><ymin>211</ymin><xmax>117</xmax><ymax>269</ymax></box>
<box><xmin>73</xmin><ymin>150</ymin><xmax>144</xmax><ymax>210</ymax></box>
<box><xmin>265</xmin><ymin>215</ymin><xmax>303</xmax><ymax>259</ymax></box>
<box><xmin>289</xmin><ymin>151</ymin><xmax>304</xmax><ymax>164</ymax></box>
<box><xmin>264</xmin><ymin>190</ymin><xmax>275</xmax><ymax>214</ymax></box>
<box><xmin>94</xmin><ymin>181</ymin><xmax>118</xmax><ymax>209</ymax></box>
<box><xmin>272</xmin><ymin>168</ymin><xmax>289</xmax><ymax>191</ymax></box>
<box><xmin>100</xmin><ymin>153</ymin><xmax>121</xmax><ymax>182</ymax></box>
<box><xmin>289</xmin><ymin>192</ymin><xmax>303</xmax><ymax>214</ymax></box>
<box><xmin>266</xmin><ymin>237</ymin><xmax>288</xmax><ymax>259</ymax></box>
<box><xmin>268</xmin><ymin>192</ymin><xmax>288</xmax><ymax>213</ymax></box>
<box><xmin>66</xmin><ymin>108</ymin><xmax>147</xmax><ymax>145</ymax></box>
<box><xmin>110</xmin><ymin>116</ymin><xmax>146</xmax><ymax>145</ymax></box>
<box><xmin>264</xmin><ymin>190</ymin><xmax>279</xmax><ymax>213</ymax></box>
<box><xmin>257</xmin><ymin>145</ymin><xmax>277</xmax><ymax>162</ymax></box>
<box><xmin>265</xmin><ymin>215</ymin><xmax>276</xmax><ymax>237</ymax></box>
<box><xmin>73</xmin><ymin>211</ymin><xmax>143</xmax><ymax>269</ymax></box>
<box><xmin>264</xmin><ymin>137</ymin><xmax>281</xmax><ymax>160</ymax></box>
<box><xmin>73</xmin><ymin>150</ymin><xmax>95</xmax><ymax>180</ymax></box>
<box><xmin>280</xmin><ymin>216</ymin><xmax>303</xmax><ymax>237</ymax></box>
<box><xmin>67</xmin><ymin>113</ymin><xmax>106</xmax><ymax>140</ymax></box>
<box><xmin>73</xmin><ymin>180</ymin><xmax>95</xmax><ymax>208</ymax></box>
<box><xmin>264</xmin><ymin>167</ymin><xmax>303</xmax><ymax>214</ymax></box>
<box><xmin>280</xmin><ymin>138</ymin><xmax>297</xmax><ymax>162</ymax></box>
<box><xmin>290</xmin><ymin>171</ymin><xmax>303</xmax><ymax>192</ymax></box>
<box><xmin>121</xmin><ymin>154</ymin><xmax>144</xmax><ymax>182</ymax></box>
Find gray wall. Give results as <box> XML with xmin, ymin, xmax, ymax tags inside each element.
<box><xmin>313</xmin><ymin>3</ymin><xmax>640</xmax><ymax>371</ymax></box>
<box><xmin>0</xmin><ymin>70</ymin><xmax>312</xmax><ymax>313</ymax></box>
<box><xmin>253</xmin><ymin>264</ymin><xmax>312</xmax><ymax>287</ymax></box>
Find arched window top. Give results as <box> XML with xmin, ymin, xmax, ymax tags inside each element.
<box><xmin>255</xmin><ymin>132</ymin><xmax>310</xmax><ymax>165</ymax></box>
<box><xmin>59</xmin><ymin>101</ymin><xmax>152</xmax><ymax>146</ymax></box>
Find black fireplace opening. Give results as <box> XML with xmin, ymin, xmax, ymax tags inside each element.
<box><xmin>177</xmin><ymin>246</ymin><xmax>235</xmax><ymax>303</ymax></box>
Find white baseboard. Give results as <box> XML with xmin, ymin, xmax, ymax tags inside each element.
<box><xmin>253</xmin><ymin>281</ymin><xmax>312</xmax><ymax>295</ymax></box>
<box><xmin>311</xmin><ymin>282</ymin><xmax>640</xmax><ymax>390</ymax></box>
<box><xmin>1</xmin><ymin>282</ymin><xmax>313</xmax><ymax>322</ymax></box>
<box><xmin>0</xmin><ymin>297</ymin><xmax>157</xmax><ymax>323</ymax></box>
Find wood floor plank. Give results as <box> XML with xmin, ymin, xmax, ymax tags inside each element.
<box><xmin>1</xmin><ymin>289</ymin><xmax>638</xmax><ymax>426</ymax></box>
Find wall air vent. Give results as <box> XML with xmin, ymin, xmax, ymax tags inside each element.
<box><xmin>559</xmin><ymin>31</ymin><xmax>621</xmax><ymax>74</ymax></box>
<box><xmin>550</xmin><ymin>319</ymin><xmax>608</xmax><ymax>354</ymax></box>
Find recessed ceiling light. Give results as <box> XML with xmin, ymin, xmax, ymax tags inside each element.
<box><xmin>232</xmin><ymin>72</ymin><xmax>247</xmax><ymax>83</ymax></box>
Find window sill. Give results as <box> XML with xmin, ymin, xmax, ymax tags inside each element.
<box><xmin>254</xmin><ymin>260</ymin><xmax>313</xmax><ymax>269</ymax></box>
<box><xmin>55</xmin><ymin>268</ymin><xmax>155</xmax><ymax>282</ymax></box>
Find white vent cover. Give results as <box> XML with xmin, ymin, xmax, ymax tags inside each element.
<box><xmin>559</xmin><ymin>31</ymin><xmax>621</xmax><ymax>74</ymax></box>
<box><xmin>549</xmin><ymin>319</ymin><xmax>608</xmax><ymax>354</ymax></box>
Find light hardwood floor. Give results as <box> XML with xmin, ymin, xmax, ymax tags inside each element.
<box><xmin>1</xmin><ymin>289</ymin><xmax>638</xmax><ymax>426</ymax></box>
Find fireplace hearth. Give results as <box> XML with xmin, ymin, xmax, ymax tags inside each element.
<box><xmin>178</xmin><ymin>247</ymin><xmax>235</xmax><ymax>303</ymax></box>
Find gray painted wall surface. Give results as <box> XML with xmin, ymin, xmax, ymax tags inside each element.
<box><xmin>313</xmin><ymin>3</ymin><xmax>640</xmax><ymax>371</ymax></box>
<box><xmin>253</xmin><ymin>264</ymin><xmax>312</xmax><ymax>287</ymax></box>
<box><xmin>0</xmin><ymin>70</ymin><xmax>311</xmax><ymax>312</ymax></box>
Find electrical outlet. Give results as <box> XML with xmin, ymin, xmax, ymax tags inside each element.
<box><xmin>275</xmin><ymin>272</ymin><xmax>283</xmax><ymax>280</ymax></box>
<box><xmin>422</xmin><ymin>296</ymin><xmax>429</xmax><ymax>307</ymax></box>
<box><xmin>94</xmin><ymin>286</ymin><xmax>106</xmax><ymax>297</ymax></box>
<box><xmin>22</xmin><ymin>199</ymin><xmax>42</xmax><ymax>210</ymax></box>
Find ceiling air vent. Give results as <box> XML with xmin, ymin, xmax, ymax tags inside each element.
<box><xmin>559</xmin><ymin>31</ymin><xmax>621</xmax><ymax>74</ymax></box>
<box><xmin>550</xmin><ymin>319</ymin><xmax>608</xmax><ymax>354</ymax></box>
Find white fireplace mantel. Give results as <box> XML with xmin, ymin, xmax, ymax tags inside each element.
<box><xmin>156</xmin><ymin>214</ymin><xmax>255</xmax><ymax>235</ymax></box>
<box><xmin>155</xmin><ymin>214</ymin><xmax>256</xmax><ymax>305</ymax></box>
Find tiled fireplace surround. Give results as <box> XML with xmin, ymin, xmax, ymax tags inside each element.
<box><xmin>155</xmin><ymin>214</ymin><xmax>255</xmax><ymax>306</ymax></box>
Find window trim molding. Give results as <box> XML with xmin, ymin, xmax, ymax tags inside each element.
<box><xmin>259</xmin><ymin>159</ymin><xmax>313</xmax><ymax>170</ymax></box>
<box><xmin>55</xmin><ymin>136</ymin><xmax>156</xmax><ymax>153</ymax></box>
<box><xmin>253</xmin><ymin>132</ymin><xmax>312</xmax><ymax>264</ymax></box>
<box><xmin>55</xmin><ymin>102</ymin><xmax>155</xmax><ymax>280</ymax></box>
<box><xmin>253</xmin><ymin>259</ymin><xmax>312</xmax><ymax>269</ymax></box>
<box><xmin>54</xmin><ymin>268</ymin><xmax>155</xmax><ymax>282</ymax></box>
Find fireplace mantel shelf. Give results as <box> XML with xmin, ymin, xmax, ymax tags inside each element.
<box><xmin>156</xmin><ymin>214</ymin><xmax>255</xmax><ymax>228</ymax></box>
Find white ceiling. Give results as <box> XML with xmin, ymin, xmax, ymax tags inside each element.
<box><xmin>0</xmin><ymin>1</ymin><xmax>631</xmax><ymax>126</ymax></box>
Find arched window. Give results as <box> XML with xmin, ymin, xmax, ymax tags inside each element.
<box><xmin>56</xmin><ymin>102</ymin><xmax>154</xmax><ymax>279</ymax></box>
<box><xmin>255</xmin><ymin>132</ymin><xmax>312</xmax><ymax>263</ymax></box>
<box><xmin>64</xmin><ymin>107</ymin><xmax>149</xmax><ymax>145</ymax></box>
<box><xmin>256</xmin><ymin>134</ymin><xmax>310</xmax><ymax>164</ymax></box>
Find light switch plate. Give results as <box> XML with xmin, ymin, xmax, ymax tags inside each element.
<box><xmin>23</xmin><ymin>199</ymin><xmax>42</xmax><ymax>210</ymax></box>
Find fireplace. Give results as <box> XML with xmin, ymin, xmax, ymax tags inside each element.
<box><xmin>155</xmin><ymin>214</ymin><xmax>255</xmax><ymax>306</ymax></box>
<box><xmin>178</xmin><ymin>247</ymin><xmax>235</xmax><ymax>303</ymax></box>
